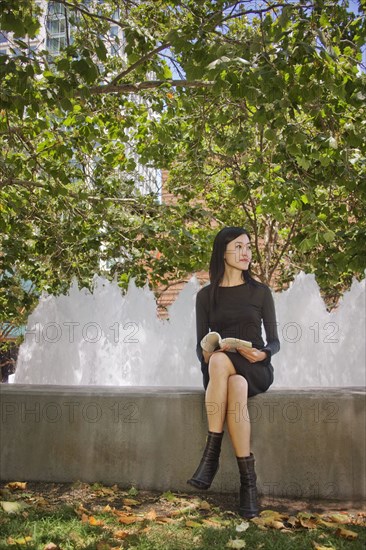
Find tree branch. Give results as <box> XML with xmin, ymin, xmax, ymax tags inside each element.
<box><xmin>0</xmin><ymin>127</ymin><xmax>24</xmax><ymax>136</ymax></box>
<box><xmin>0</xmin><ymin>177</ymin><xmax>139</xmax><ymax>205</ymax></box>
<box><xmin>0</xmin><ymin>177</ymin><xmax>46</xmax><ymax>190</ymax></box>
<box><xmin>109</xmin><ymin>42</ymin><xmax>171</xmax><ymax>86</ymax></box>
<box><xmin>268</xmin><ymin>214</ymin><xmax>301</xmax><ymax>281</ymax></box>
<box><xmin>56</xmin><ymin>0</ymin><xmax>127</xmax><ymax>30</ymax></box>
<box><xmin>89</xmin><ymin>79</ymin><xmax>213</xmax><ymax>95</ymax></box>
<box><xmin>220</xmin><ymin>2</ymin><xmax>315</xmax><ymax>24</ymax></box>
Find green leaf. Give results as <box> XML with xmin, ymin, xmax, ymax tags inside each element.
<box><xmin>232</xmin><ymin>185</ymin><xmax>250</xmax><ymax>202</ymax></box>
<box><xmin>323</xmin><ymin>230</ymin><xmax>336</xmax><ymax>243</ymax></box>
<box><xmin>96</xmin><ymin>38</ymin><xmax>108</xmax><ymax>62</ymax></box>
<box><xmin>299</xmin><ymin>237</ymin><xmax>315</xmax><ymax>252</ymax></box>
<box><xmin>161</xmin><ymin>491</ymin><xmax>177</xmax><ymax>502</ymax></box>
<box><xmin>163</xmin><ymin>64</ymin><xmax>172</xmax><ymax>79</ymax></box>
<box><xmin>72</xmin><ymin>58</ymin><xmax>98</xmax><ymax>83</ymax></box>
<box><xmin>264</xmin><ymin>128</ymin><xmax>276</xmax><ymax>141</ymax></box>
<box><xmin>128</xmin><ymin>486</ymin><xmax>139</xmax><ymax>497</ymax></box>
<box><xmin>1</xmin><ymin>12</ymin><xmax>25</xmax><ymax>36</ymax></box>
<box><xmin>60</xmin><ymin>98</ymin><xmax>73</xmax><ymax>111</ymax></box>
<box><xmin>295</xmin><ymin>157</ymin><xmax>310</xmax><ymax>170</ymax></box>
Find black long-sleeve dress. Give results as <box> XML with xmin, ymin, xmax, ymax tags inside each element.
<box><xmin>196</xmin><ymin>281</ymin><xmax>280</xmax><ymax>397</ymax></box>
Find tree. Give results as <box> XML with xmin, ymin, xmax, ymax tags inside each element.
<box><xmin>1</xmin><ymin>0</ymin><xmax>365</xmax><ymax>340</ymax></box>
<box><xmin>145</xmin><ymin>0</ymin><xmax>366</xmax><ymax>302</ymax></box>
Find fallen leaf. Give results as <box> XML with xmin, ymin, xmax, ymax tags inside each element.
<box><xmin>260</xmin><ymin>509</ymin><xmax>287</xmax><ymax>521</ymax></box>
<box><xmin>156</xmin><ymin>516</ymin><xmax>178</xmax><ymax>524</ymax></box>
<box><xmin>113</xmin><ymin>530</ymin><xmax>129</xmax><ymax>540</ymax></box>
<box><xmin>251</xmin><ymin>516</ymin><xmax>285</xmax><ymax>530</ymax></box>
<box><xmin>117</xmin><ymin>513</ymin><xmax>141</xmax><ymax>524</ymax></box>
<box><xmin>226</xmin><ymin>539</ymin><xmax>246</xmax><ymax>549</ymax></box>
<box><xmin>43</xmin><ymin>544</ymin><xmax>60</xmax><ymax>550</ymax></box>
<box><xmin>0</xmin><ymin>501</ymin><xmax>27</xmax><ymax>514</ymax></box>
<box><xmin>269</xmin><ymin>519</ymin><xmax>286</xmax><ymax>530</ymax></box>
<box><xmin>171</xmin><ymin>505</ymin><xmax>197</xmax><ymax>517</ymax></box>
<box><xmin>7</xmin><ymin>536</ymin><xmax>32</xmax><ymax>545</ymax></box>
<box><xmin>74</xmin><ymin>504</ymin><xmax>89</xmax><ymax>517</ymax></box>
<box><xmin>202</xmin><ymin>518</ymin><xmax>224</xmax><ymax>529</ymax></box>
<box><xmin>199</xmin><ymin>500</ymin><xmax>211</xmax><ymax>511</ymax></box>
<box><xmin>71</xmin><ymin>480</ymin><xmax>89</xmax><ymax>489</ymax></box>
<box><xmin>88</xmin><ymin>515</ymin><xmax>104</xmax><ymax>526</ymax></box>
<box><xmin>329</xmin><ymin>513</ymin><xmax>352</xmax><ymax>524</ymax></box>
<box><xmin>298</xmin><ymin>512</ymin><xmax>319</xmax><ymax>520</ymax></box>
<box><xmin>251</xmin><ymin>517</ymin><xmax>265</xmax><ymax>527</ymax></box>
<box><xmin>317</xmin><ymin>519</ymin><xmax>337</xmax><ymax>529</ymax></box>
<box><xmin>299</xmin><ymin>517</ymin><xmax>319</xmax><ymax>529</ymax></box>
<box><xmin>336</xmin><ymin>527</ymin><xmax>358</xmax><ymax>540</ymax></box>
<box><xmin>313</xmin><ymin>543</ymin><xmax>335</xmax><ymax>550</ymax></box>
<box><xmin>353</xmin><ymin>514</ymin><xmax>366</xmax><ymax>526</ymax></box>
<box><xmin>209</xmin><ymin>516</ymin><xmax>231</xmax><ymax>527</ymax></box>
<box><xmin>96</xmin><ymin>543</ymin><xmax>111</xmax><ymax>550</ymax></box>
<box><xmin>236</xmin><ymin>521</ymin><xmax>250</xmax><ymax>532</ymax></box>
<box><xmin>160</xmin><ymin>491</ymin><xmax>177</xmax><ymax>502</ymax></box>
<box><xmin>35</xmin><ymin>497</ymin><xmax>48</xmax><ymax>507</ymax></box>
<box><xmin>146</xmin><ymin>509</ymin><xmax>157</xmax><ymax>521</ymax></box>
<box><xmin>185</xmin><ymin>520</ymin><xmax>202</xmax><ymax>528</ymax></box>
<box><xmin>286</xmin><ymin>516</ymin><xmax>299</xmax><ymax>528</ymax></box>
<box><xmin>92</xmin><ymin>484</ymin><xmax>116</xmax><ymax>496</ymax></box>
<box><xmin>123</xmin><ymin>498</ymin><xmax>140</xmax><ymax>506</ymax></box>
<box><xmin>5</xmin><ymin>482</ymin><xmax>27</xmax><ymax>491</ymax></box>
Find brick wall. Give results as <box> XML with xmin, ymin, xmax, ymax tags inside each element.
<box><xmin>155</xmin><ymin>170</ymin><xmax>209</xmax><ymax>319</ymax></box>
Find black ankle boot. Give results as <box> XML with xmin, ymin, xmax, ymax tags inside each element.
<box><xmin>187</xmin><ymin>431</ymin><xmax>224</xmax><ymax>490</ymax></box>
<box><xmin>237</xmin><ymin>453</ymin><xmax>259</xmax><ymax>518</ymax></box>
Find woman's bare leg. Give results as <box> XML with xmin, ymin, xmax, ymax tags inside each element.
<box><xmin>226</xmin><ymin>374</ymin><xmax>251</xmax><ymax>457</ymax></box>
<box><xmin>205</xmin><ymin>352</ymin><xmax>236</xmax><ymax>433</ymax></box>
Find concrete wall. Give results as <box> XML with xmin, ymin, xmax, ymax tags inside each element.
<box><xmin>0</xmin><ymin>385</ymin><xmax>365</xmax><ymax>502</ymax></box>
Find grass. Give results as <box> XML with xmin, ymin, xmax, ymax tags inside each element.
<box><xmin>0</xmin><ymin>482</ymin><xmax>365</xmax><ymax>550</ymax></box>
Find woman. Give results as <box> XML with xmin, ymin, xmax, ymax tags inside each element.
<box><xmin>187</xmin><ymin>226</ymin><xmax>280</xmax><ymax>518</ymax></box>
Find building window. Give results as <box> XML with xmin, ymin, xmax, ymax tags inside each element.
<box><xmin>46</xmin><ymin>1</ymin><xmax>68</xmax><ymax>54</ymax></box>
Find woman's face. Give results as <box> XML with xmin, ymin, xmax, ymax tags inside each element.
<box><xmin>224</xmin><ymin>233</ymin><xmax>252</xmax><ymax>271</ymax></box>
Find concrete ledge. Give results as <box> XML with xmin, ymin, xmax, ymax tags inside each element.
<box><xmin>0</xmin><ymin>385</ymin><xmax>365</xmax><ymax>502</ymax></box>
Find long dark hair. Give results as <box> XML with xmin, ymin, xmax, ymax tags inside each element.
<box><xmin>209</xmin><ymin>227</ymin><xmax>257</xmax><ymax>306</ymax></box>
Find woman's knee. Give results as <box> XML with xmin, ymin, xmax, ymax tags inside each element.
<box><xmin>208</xmin><ymin>353</ymin><xmax>235</xmax><ymax>378</ymax></box>
<box><xmin>228</xmin><ymin>374</ymin><xmax>248</xmax><ymax>396</ymax></box>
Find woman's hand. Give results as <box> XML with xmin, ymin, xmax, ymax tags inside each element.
<box><xmin>237</xmin><ymin>346</ymin><xmax>267</xmax><ymax>363</ymax></box>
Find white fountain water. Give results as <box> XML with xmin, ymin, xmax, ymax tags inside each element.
<box><xmin>11</xmin><ymin>271</ymin><xmax>366</xmax><ymax>387</ymax></box>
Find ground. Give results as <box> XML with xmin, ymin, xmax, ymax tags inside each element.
<box><xmin>0</xmin><ymin>481</ymin><xmax>365</xmax><ymax>550</ymax></box>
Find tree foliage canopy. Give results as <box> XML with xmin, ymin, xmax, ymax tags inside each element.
<box><xmin>0</xmin><ymin>0</ymin><xmax>365</xmax><ymax>336</ymax></box>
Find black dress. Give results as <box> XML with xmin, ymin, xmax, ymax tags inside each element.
<box><xmin>195</xmin><ymin>281</ymin><xmax>280</xmax><ymax>397</ymax></box>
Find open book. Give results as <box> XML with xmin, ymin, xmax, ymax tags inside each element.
<box><xmin>200</xmin><ymin>331</ymin><xmax>252</xmax><ymax>353</ymax></box>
